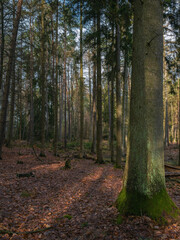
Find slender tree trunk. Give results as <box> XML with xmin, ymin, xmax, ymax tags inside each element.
<box><xmin>63</xmin><ymin>28</ymin><xmax>67</xmax><ymax>148</ymax></box>
<box><xmin>0</xmin><ymin>0</ymin><xmax>4</xmax><ymax>90</ymax></box>
<box><xmin>67</xmin><ymin>60</ymin><xmax>70</xmax><ymax>140</ymax></box>
<box><xmin>80</xmin><ymin>0</ymin><xmax>84</xmax><ymax>156</ymax></box>
<box><xmin>39</xmin><ymin>0</ymin><xmax>46</xmax><ymax>156</ymax></box>
<box><xmin>88</xmin><ymin>52</ymin><xmax>92</xmax><ymax>141</ymax></box>
<box><xmin>59</xmin><ymin>75</ymin><xmax>63</xmax><ymax>141</ymax></box>
<box><xmin>108</xmin><ymin>78</ymin><xmax>111</xmax><ymax>148</ymax></box>
<box><xmin>122</xmin><ymin>51</ymin><xmax>128</xmax><ymax>155</ymax></box>
<box><xmin>178</xmin><ymin>77</ymin><xmax>180</xmax><ymax>165</ymax></box>
<box><xmin>91</xmin><ymin>17</ymin><xmax>97</xmax><ymax>154</ymax></box>
<box><xmin>0</xmin><ymin>0</ymin><xmax>23</xmax><ymax>159</ymax></box>
<box><xmin>165</xmin><ymin>100</ymin><xmax>169</xmax><ymax>146</ymax></box>
<box><xmin>96</xmin><ymin>7</ymin><xmax>104</xmax><ymax>163</ymax></box>
<box><xmin>53</xmin><ymin>0</ymin><xmax>58</xmax><ymax>156</ymax></box>
<box><xmin>115</xmin><ymin>0</ymin><xmax>122</xmax><ymax>168</ymax></box>
<box><xmin>0</xmin><ymin>0</ymin><xmax>4</xmax><ymax>86</ymax></box>
<box><xmin>29</xmin><ymin>11</ymin><xmax>34</xmax><ymax>145</ymax></box>
<box><xmin>6</xmin><ymin>0</ymin><xmax>16</xmax><ymax>147</ymax></box>
<box><xmin>110</xmin><ymin>24</ymin><xmax>115</xmax><ymax>163</ymax></box>
<box><xmin>7</xmin><ymin>58</ymin><xmax>16</xmax><ymax>147</ymax></box>
<box><xmin>116</xmin><ymin>0</ymin><xmax>178</xmax><ymax>221</ymax></box>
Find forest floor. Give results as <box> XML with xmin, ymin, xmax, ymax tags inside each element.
<box><xmin>0</xmin><ymin>142</ymin><xmax>179</xmax><ymax>240</ymax></box>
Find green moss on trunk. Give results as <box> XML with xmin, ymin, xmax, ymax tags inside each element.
<box><xmin>116</xmin><ymin>188</ymin><xmax>179</xmax><ymax>224</ymax></box>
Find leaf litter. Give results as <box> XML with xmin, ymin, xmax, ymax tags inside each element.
<box><xmin>0</xmin><ymin>145</ymin><xmax>179</xmax><ymax>240</ymax></box>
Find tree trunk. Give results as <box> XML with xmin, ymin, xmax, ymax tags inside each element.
<box><xmin>79</xmin><ymin>0</ymin><xmax>84</xmax><ymax>156</ymax></box>
<box><xmin>40</xmin><ymin>0</ymin><xmax>46</xmax><ymax>157</ymax></box>
<box><xmin>29</xmin><ymin>11</ymin><xmax>34</xmax><ymax>145</ymax></box>
<box><xmin>178</xmin><ymin>77</ymin><xmax>180</xmax><ymax>165</ymax></box>
<box><xmin>53</xmin><ymin>0</ymin><xmax>58</xmax><ymax>156</ymax></box>
<box><xmin>0</xmin><ymin>0</ymin><xmax>4</xmax><ymax>90</ymax></box>
<box><xmin>115</xmin><ymin>0</ymin><xmax>122</xmax><ymax>168</ymax></box>
<box><xmin>88</xmin><ymin>52</ymin><xmax>92</xmax><ymax>141</ymax></box>
<box><xmin>165</xmin><ymin>100</ymin><xmax>169</xmax><ymax>146</ymax></box>
<box><xmin>63</xmin><ymin>15</ymin><xmax>67</xmax><ymax>149</ymax></box>
<box><xmin>110</xmin><ymin>23</ymin><xmax>115</xmax><ymax>163</ymax></box>
<box><xmin>96</xmin><ymin>7</ymin><xmax>104</xmax><ymax>164</ymax></box>
<box><xmin>116</xmin><ymin>0</ymin><xmax>178</xmax><ymax>221</ymax></box>
<box><xmin>122</xmin><ymin>51</ymin><xmax>128</xmax><ymax>155</ymax></box>
<box><xmin>91</xmin><ymin>16</ymin><xmax>97</xmax><ymax>154</ymax></box>
<box><xmin>0</xmin><ymin>0</ymin><xmax>23</xmax><ymax>159</ymax></box>
<box><xmin>6</xmin><ymin>0</ymin><xmax>16</xmax><ymax>147</ymax></box>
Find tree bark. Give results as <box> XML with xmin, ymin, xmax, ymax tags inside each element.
<box><xmin>40</xmin><ymin>0</ymin><xmax>46</xmax><ymax>157</ymax></box>
<box><xmin>122</xmin><ymin>51</ymin><xmax>128</xmax><ymax>155</ymax></box>
<box><xmin>96</xmin><ymin>6</ymin><xmax>104</xmax><ymax>163</ymax></box>
<box><xmin>91</xmin><ymin>16</ymin><xmax>97</xmax><ymax>154</ymax></box>
<box><xmin>116</xmin><ymin>0</ymin><xmax>122</xmax><ymax>168</ymax></box>
<box><xmin>29</xmin><ymin>10</ymin><xmax>34</xmax><ymax>145</ymax></box>
<box><xmin>6</xmin><ymin>0</ymin><xmax>16</xmax><ymax>147</ymax></box>
<box><xmin>0</xmin><ymin>0</ymin><xmax>23</xmax><ymax>159</ymax></box>
<box><xmin>79</xmin><ymin>0</ymin><xmax>84</xmax><ymax>156</ymax></box>
<box><xmin>0</xmin><ymin>0</ymin><xmax>4</xmax><ymax>90</ymax></box>
<box><xmin>116</xmin><ymin>0</ymin><xmax>178</xmax><ymax>221</ymax></box>
<box><xmin>53</xmin><ymin>0</ymin><xmax>58</xmax><ymax>156</ymax></box>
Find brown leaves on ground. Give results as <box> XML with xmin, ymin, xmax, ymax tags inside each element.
<box><xmin>0</xmin><ymin>145</ymin><xmax>180</xmax><ymax>240</ymax></box>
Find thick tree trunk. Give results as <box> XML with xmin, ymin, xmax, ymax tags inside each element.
<box><xmin>0</xmin><ymin>0</ymin><xmax>23</xmax><ymax>159</ymax></box>
<box><xmin>96</xmin><ymin>7</ymin><xmax>104</xmax><ymax>163</ymax></box>
<box><xmin>116</xmin><ymin>0</ymin><xmax>178</xmax><ymax>221</ymax></box>
<box><xmin>116</xmin><ymin>0</ymin><xmax>122</xmax><ymax>168</ymax></box>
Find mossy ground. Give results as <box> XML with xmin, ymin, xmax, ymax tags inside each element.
<box><xmin>116</xmin><ymin>188</ymin><xmax>179</xmax><ymax>224</ymax></box>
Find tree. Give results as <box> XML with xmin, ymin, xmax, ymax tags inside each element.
<box><xmin>116</xmin><ymin>0</ymin><xmax>179</xmax><ymax>222</ymax></box>
<box><xmin>39</xmin><ymin>0</ymin><xmax>46</xmax><ymax>157</ymax></box>
<box><xmin>53</xmin><ymin>0</ymin><xmax>59</xmax><ymax>156</ymax></box>
<box><xmin>79</xmin><ymin>0</ymin><xmax>84</xmax><ymax>156</ymax></box>
<box><xmin>0</xmin><ymin>0</ymin><xmax>23</xmax><ymax>159</ymax></box>
<box><xmin>0</xmin><ymin>0</ymin><xmax>4</xmax><ymax>90</ymax></box>
<box><xmin>115</xmin><ymin>0</ymin><xmax>121</xmax><ymax>168</ymax></box>
<box><xmin>96</xmin><ymin>2</ymin><xmax>104</xmax><ymax>164</ymax></box>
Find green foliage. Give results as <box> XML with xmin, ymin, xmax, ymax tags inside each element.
<box><xmin>81</xmin><ymin>222</ymin><xmax>88</xmax><ymax>228</ymax></box>
<box><xmin>63</xmin><ymin>214</ymin><xmax>72</xmax><ymax>220</ymax></box>
<box><xmin>84</xmin><ymin>141</ymin><xmax>92</xmax><ymax>150</ymax></box>
<box><xmin>20</xmin><ymin>191</ymin><xmax>31</xmax><ymax>198</ymax></box>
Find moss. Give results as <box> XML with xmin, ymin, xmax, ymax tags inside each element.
<box><xmin>20</xmin><ymin>191</ymin><xmax>31</xmax><ymax>197</ymax></box>
<box><xmin>63</xmin><ymin>214</ymin><xmax>72</xmax><ymax>220</ymax></box>
<box><xmin>116</xmin><ymin>188</ymin><xmax>179</xmax><ymax>224</ymax></box>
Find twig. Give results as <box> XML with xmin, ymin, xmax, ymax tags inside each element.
<box><xmin>32</xmin><ymin>145</ymin><xmax>43</xmax><ymax>162</ymax></box>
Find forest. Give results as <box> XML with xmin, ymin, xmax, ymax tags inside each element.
<box><xmin>0</xmin><ymin>0</ymin><xmax>179</xmax><ymax>239</ymax></box>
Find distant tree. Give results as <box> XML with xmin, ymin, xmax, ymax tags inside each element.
<box><xmin>0</xmin><ymin>0</ymin><xmax>23</xmax><ymax>159</ymax></box>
